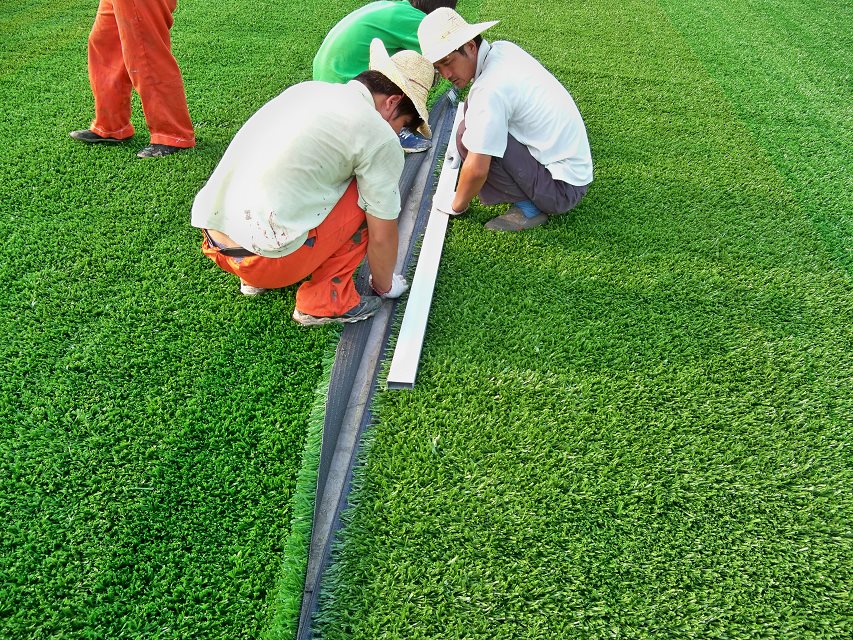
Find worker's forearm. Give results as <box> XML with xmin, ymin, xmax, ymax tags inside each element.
<box><xmin>366</xmin><ymin>234</ymin><xmax>397</xmax><ymax>293</ymax></box>
<box><xmin>451</xmin><ymin>156</ymin><xmax>490</xmax><ymax>213</ymax></box>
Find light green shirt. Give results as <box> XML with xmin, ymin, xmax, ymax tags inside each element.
<box><xmin>313</xmin><ymin>1</ymin><xmax>424</xmax><ymax>83</ymax></box>
<box><xmin>191</xmin><ymin>81</ymin><xmax>403</xmax><ymax>257</ymax></box>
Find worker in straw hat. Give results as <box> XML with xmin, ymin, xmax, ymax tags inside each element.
<box><xmin>418</xmin><ymin>8</ymin><xmax>593</xmax><ymax>231</ymax></box>
<box><xmin>191</xmin><ymin>40</ymin><xmax>434</xmax><ymax>326</ymax></box>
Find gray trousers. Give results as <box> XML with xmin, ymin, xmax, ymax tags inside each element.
<box><xmin>457</xmin><ymin>115</ymin><xmax>589</xmax><ymax>215</ymax></box>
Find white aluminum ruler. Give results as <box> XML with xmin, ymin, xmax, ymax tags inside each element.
<box><xmin>387</xmin><ymin>103</ymin><xmax>465</xmax><ymax>389</ymax></box>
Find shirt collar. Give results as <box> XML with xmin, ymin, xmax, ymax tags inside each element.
<box><xmin>473</xmin><ymin>39</ymin><xmax>492</xmax><ymax>82</ymax></box>
<box><xmin>347</xmin><ymin>79</ymin><xmax>375</xmax><ymax>106</ymax></box>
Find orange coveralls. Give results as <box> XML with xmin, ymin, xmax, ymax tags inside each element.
<box><xmin>201</xmin><ymin>181</ymin><xmax>370</xmax><ymax>318</ymax></box>
<box><xmin>87</xmin><ymin>0</ymin><xmax>195</xmax><ymax>147</ymax></box>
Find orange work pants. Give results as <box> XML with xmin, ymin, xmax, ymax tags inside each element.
<box><xmin>87</xmin><ymin>0</ymin><xmax>195</xmax><ymax>147</ymax></box>
<box><xmin>202</xmin><ymin>181</ymin><xmax>370</xmax><ymax>317</ymax></box>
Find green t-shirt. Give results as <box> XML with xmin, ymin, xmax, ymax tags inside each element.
<box><xmin>313</xmin><ymin>1</ymin><xmax>425</xmax><ymax>83</ymax></box>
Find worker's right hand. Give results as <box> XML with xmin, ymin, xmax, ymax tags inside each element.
<box><xmin>369</xmin><ymin>273</ymin><xmax>408</xmax><ymax>299</ymax></box>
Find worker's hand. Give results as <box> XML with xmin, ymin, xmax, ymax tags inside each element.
<box><xmin>369</xmin><ymin>273</ymin><xmax>408</xmax><ymax>299</ymax></box>
<box><xmin>445</xmin><ymin>149</ymin><xmax>461</xmax><ymax>170</ymax></box>
<box><xmin>434</xmin><ymin>197</ymin><xmax>467</xmax><ymax>216</ymax></box>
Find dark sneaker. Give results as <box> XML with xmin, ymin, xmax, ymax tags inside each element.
<box><xmin>399</xmin><ymin>128</ymin><xmax>431</xmax><ymax>154</ymax></box>
<box><xmin>137</xmin><ymin>144</ymin><xmax>185</xmax><ymax>158</ymax></box>
<box><xmin>69</xmin><ymin>129</ymin><xmax>123</xmax><ymax>144</ymax></box>
<box><xmin>484</xmin><ymin>206</ymin><xmax>549</xmax><ymax>231</ymax></box>
<box><xmin>292</xmin><ymin>296</ymin><xmax>383</xmax><ymax>327</ymax></box>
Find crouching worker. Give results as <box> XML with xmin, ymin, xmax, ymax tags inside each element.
<box><xmin>418</xmin><ymin>9</ymin><xmax>593</xmax><ymax>231</ymax></box>
<box><xmin>191</xmin><ymin>40</ymin><xmax>434</xmax><ymax>326</ymax></box>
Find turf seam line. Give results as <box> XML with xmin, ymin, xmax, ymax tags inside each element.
<box><xmin>261</xmin><ymin>342</ymin><xmax>337</xmax><ymax>640</ymax></box>
<box><xmin>295</xmin><ymin>92</ymin><xmax>457</xmax><ymax>640</ymax></box>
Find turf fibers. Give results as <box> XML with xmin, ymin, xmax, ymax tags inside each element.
<box><xmin>313</xmin><ymin>1</ymin><xmax>851</xmax><ymax>638</ymax></box>
<box><xmin>0</xmin><ymin>1</ymin><xmax>358</xmax><ymax>638</ymax></box>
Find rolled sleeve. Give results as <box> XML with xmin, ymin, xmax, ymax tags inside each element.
<box><xmin>461</xmin><ymin>86</ymin><xmax>509</xmax><ymax>158</ymax></box>
<box><xmin>355</xmin><ymin>138</ymin><xmax>404</xmax><ymax>220</ymax></box>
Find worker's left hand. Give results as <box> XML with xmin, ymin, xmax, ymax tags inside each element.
<box><xmin>369</xmin><ymin>273</ymin><xmax>408</xmax><ymax>299</ymax></box>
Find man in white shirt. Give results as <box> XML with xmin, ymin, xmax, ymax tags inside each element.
<box><xmin>418</xmin><ymin>8</ymin><xmax>593</xmax><ymax>231</ymax></box>
<box><xmin>191</xmin><ymin>41</ymin><xmax>434</xmax><ymax>326</ymax></box>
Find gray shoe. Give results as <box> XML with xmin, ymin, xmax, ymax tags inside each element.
<box><xmin>69</xmin><ymin>129</ymin><xmax>123</xmax><ymax>144</ymax></box>
<box><xmin>292</xmin><ymin>295</ymin><xmax>383</xmax><ymax>327</ymax></box>
<box><xmin>484</xmin><ymin>206</ymin><xmax>549</xmax><ymax>231</ymax></box>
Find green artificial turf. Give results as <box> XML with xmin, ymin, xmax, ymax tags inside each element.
<box><xmin>313</xmin><ymin>1</ymin><xmax>852</xmax><ymax>638</ymax></box>
<box><xmin>262</xmin><ymin>345</ymin><xmax>336</xmax><ymax>640</ymax></box>
<box><xmin>658</xmin><ymin>0</ymin><xmax>851</xmax><ymax>274</ymax></box>
<box><xmin>0</xmin><ymin>1</ymin><xmax>362</xmax><ymax>638</ymax></box>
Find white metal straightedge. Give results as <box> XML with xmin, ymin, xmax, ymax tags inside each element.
<box><xmin>387</xmin><ymin>104</ymin><xmax>465</xmax><ymax>390</ymax></box>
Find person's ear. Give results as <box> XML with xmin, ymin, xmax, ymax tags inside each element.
<box><xmin>386</xmin><ymin>94</ymin><xmax>403</xmax><ymax>111</ymax></box>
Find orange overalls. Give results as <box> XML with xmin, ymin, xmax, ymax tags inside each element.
<box><xmin>201</xmin><ymin>180</ymin><xmax>370</xmax><ymax>318</ymax></box>
<box><xmin>87</xmin><ymin>0</ymin><xmax>195</xmax><ymax>147</ymax></box>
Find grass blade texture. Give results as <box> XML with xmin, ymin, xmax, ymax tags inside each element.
<box><xmin>0</xmin><ymin>1</ymin><xmax>360</xmax><ymax>638</ymax></box>
<box><xmin>315</xmin><ymin>0</ymin><xmax>852</xmax><ymax>638</ymax></box>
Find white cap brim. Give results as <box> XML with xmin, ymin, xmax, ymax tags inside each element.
<box><xmin>419</xmin><ymin>19</ymin><xmax>498</xmax><ymax>63</ymax></box>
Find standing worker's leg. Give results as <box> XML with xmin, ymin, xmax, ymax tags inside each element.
<box><xmin>114</xmin><ymin>0</ymin><xmax>195</xmax><ymax>151</ymax></box>
<box><xmin>85</xmin><ymin>0</ymin><xmax>136</xmax><ymax>141</ymax></box>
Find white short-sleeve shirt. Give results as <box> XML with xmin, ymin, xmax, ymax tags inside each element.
<box><xmin>191</xmin><ymin>81</ymin><xmax>403</xmax><ymax>257</ymax></box>
<box><xmin>461</xmin><ymin>40</ymin><xmax>593</xmax><ymax>186</ymax></box>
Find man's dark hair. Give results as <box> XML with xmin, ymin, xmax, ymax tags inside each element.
<box><xmin>455</xmin><ymin>34</ymin><xmax>482</xmax><ymax>55</ymax></box>
<box><xmin>354</xmin><ymin>70</ymin><xmax>424</xmax><ymax>132</ymax></box>
<box><xmin>410</xmin><ymin>0</ymin><xmax>458</xmax><ymax>14</ymax></box>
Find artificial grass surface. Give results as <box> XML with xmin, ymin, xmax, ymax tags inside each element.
<box><xmin>658</xmin><ymin>0</ymin><xmax>851</xmax><ymax>274</ymax></box>
<box><xmin>314</xmin><ymin>0</ymin><xmax>851</xmax><ymax>638</ymax></box>
<box><xmin>0</xmin><ymin>1</ymin><xmax>365</xmax><ymax>638</ymax></box>
<box><xmin>263</xmin><ymin>345</ymin><xmax>336</xmax><ymax>640</ymax></box>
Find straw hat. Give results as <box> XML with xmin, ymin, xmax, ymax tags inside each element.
<box><xmin>417</xmin><ymin>8</ymin><xmax>498</xmax><ymax>63</ymax></box>
<box><xmin>369</xmin><ymin>39</ymin><xmax>434</xmax><ymax>138</ymax></box>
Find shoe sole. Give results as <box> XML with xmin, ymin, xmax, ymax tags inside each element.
<box><xmin>137</xmin><ymin>149</ymin><xmax>183</xmax><ymax>158</ymax></box>
<box><xmin>69</xmin><ymin>135</ymin><xmax>123</xmax><ymax>144</ymax></box>
<box><xmin>292</xmin><ymin>308</ymin><xmax>380</xmax><ymax>327</ymax></box>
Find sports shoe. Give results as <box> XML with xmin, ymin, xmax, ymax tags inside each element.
<box><xmin>292</xmin><ymin>296</ymin><xmax>383</xmax><ymax>327</ymax></box>
<box><xmin>137</xmin><ymin>144</ymin><xmax>185</xmax><ymax>158</ymax></box>
<box><xmin>399</xmin><ymin>129</ymin><xmax>431</xmax><ymax>154</ymax></box>
<box><xmin>69</xmin><ymin>129</ymin><xmax>123</xmax><ymax>144</ymax></box>
<box><xmin>484</xmin><ymin>206</ymin><xmax>549</xmax><ymax>231</ymax></box>
<box><xmin>239</xmin><ymin>281</ymin><xmax>269</xmax><ymax>296</ymax></box>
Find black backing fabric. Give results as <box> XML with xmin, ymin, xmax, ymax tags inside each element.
<box><xmin>296</xmin><ymin>92</ymin><xmax>456</xmax><ymax>639</ymax></box>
